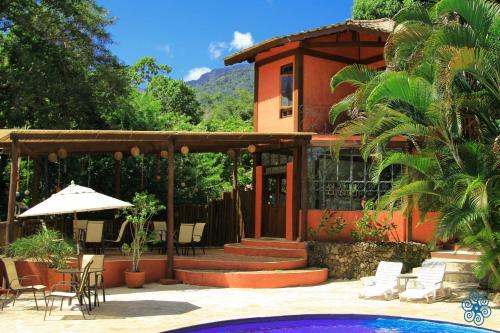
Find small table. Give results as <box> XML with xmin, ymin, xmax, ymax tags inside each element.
<box><xmin>57</xmin><ymin>267</ymin><xmax>105</xmax><ymax>311</ymax></box>
<box><xmin>397</xmin><ymin>273</ymin><xmax>418</xmax><ymax>292</ymax></box>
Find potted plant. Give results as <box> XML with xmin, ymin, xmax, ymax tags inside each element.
<box><xmin>120</xmin><ymin>192</ymin><xmax>164</xmax><ymax>288</ymax></box>
<box><xmin>8</xmin><ymin>229</ymin><xmax>75</xmax><ymax>287</ymax></box>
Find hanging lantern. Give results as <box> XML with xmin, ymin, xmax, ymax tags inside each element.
<box><xmin>247</xmin><ymin>144</ymin><xmax>257</xmax><ymax>153</ymax></box>
<box><xmin>160</xmin><ymin>150</ymin><xmax>168</xmax><ymax>159</ymax></box>
<box><xmin>180</xmin><ymin>182</ymin><xmax>186</xmax><ymax>188</ymax></box>
<box><xmin>227</xmin><ymin>149</ymin><xmax>235</xmax><ymax>159</ymax></box>
<box><xmin>48</xmin><ymin>153</ymin><xmax>58</xmax><ymax>163</ymax></box>
<box><xmin>57</xmin><ymin>148</ymin><xmax>68</xmax><ymax>159</ymax></box>
<box><xmin>24</xmin><ymin>189</ymin><xmax>30</xmax><ymax>196</ymax></box>
<box><xmin>181</xmin><ymin>145</ymin><xmax>189</xmax><ymax>156</ymax></box>
<box><xmin>130</xmin><ymin>146</ymin><xmax>140</xmax><ymax>157</ymax></box>
<box><xmin>114</xmin><ymin>151</ymin><xmax>123</xmax><ymax>161</ymax></box>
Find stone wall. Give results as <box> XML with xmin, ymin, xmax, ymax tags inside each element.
<box><xmin>307</xmin><ymin>241</ymin><xmax>430</xmax><ymax>280</ymax></box>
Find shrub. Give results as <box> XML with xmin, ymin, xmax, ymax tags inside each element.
<box><xmin>308</xmin><ymin>209</ymin><xmax>347</xmax><ymax>241</ymax></box>
<box><xmin>8</xmin><ymin>229</ymin><xmax>75</xmax><ymax>269</ymax></box>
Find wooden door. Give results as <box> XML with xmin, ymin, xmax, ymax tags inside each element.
<box><xmin>262</xmin><ymin>173</ymin><xmax>286</xmax><ymax>238</ymax></box>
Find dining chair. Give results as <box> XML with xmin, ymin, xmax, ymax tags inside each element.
<box><xmin>81</xmin><ymin>254</ymin><xmax>105</xmax><ymax>306</ymax></box>
<box><xmin>1</xmin><ymin>257</ymin><xmax>47</xmax><ymax>310</ymax></box>
<box><xmin>175</xmin><ymin>224</ymin><xmax>195</xmax><ymax>256</ymax></box>
<box><xmin>192</xmin><ymin>222</ymin><xmax>207</xmax><ymax>255</ymax></box>
<box><xmin>153</xmin><ymin>221</ymin><xmax>167</xmax><ymax>254</ymax></box>
<box><xmin>104</xmin><ymin>220</ymin><xmax>128</xmax><ymax>253</ymax></box>
<box><xmin>80</xmin><ymin>221</ymin><xmax>104</xmax><ymax>254</ymax></box>
<box><xmin>44</xmin><ymin>260</ymin><xmax>93</xmax><ymax>320</ymax></box>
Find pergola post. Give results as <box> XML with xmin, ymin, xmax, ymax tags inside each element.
<box><xmin>232</xmin><ymin>150</ymin><xmax>240</xmax><ymax>242</ymax></box>
<box><xmin>166</xmin><ymin>139</ymin><xmax>175</xmax><ymax>279</ymax></box>
<box><xmin>300</xmin><ymin>142</ymin><xmax>308</xmax><ymax>241</ymax></box>
<box><xmin>6</xmin><ymin>139</ymin><xmax>19</xmax><ymax>247</ymax></box>
<box><xmin>114</xmin><ymin>159</ymin><xmax>121</xmax><ymax>199</ymax></box>
<box><xmin>31</xmin><ymin>156</ymin><xmax>41</xmax><ymax>205</ymax></box>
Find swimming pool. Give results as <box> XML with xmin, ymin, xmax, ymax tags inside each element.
<box><xmin>166</xmin><ymin>314</ymin><xmax>498</xmax><ymax>332</ymax></box>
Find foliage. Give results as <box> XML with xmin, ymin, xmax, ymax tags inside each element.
<box><xmin>350</xmin><ymin>200</ymin><xmax>399</xmax><ymax>242</ymax></box>
<box><xmin>0</xmin><ymin>0</ymin><xmax>129</xmax><ymax>129</ymax></box>
<box><xmin>119</xmin><ymin>192</ymin><xmax>165</xmax><ymax>272</ymax></box>
<box><xmin>352</xmin><ymin>0</ymin><xmax>419</xmax><ymax>20</ymax></box>
<box><xmin>331</xmin><ymin>0</ymin><xmax>500</xmax><ymax>288</ymax></box>
<box><xmin>8</xmin><ymin>229</ymin><xmax>75</xmax><ymax>269</ymax></box>
<box><xmin>308</xmin><ymin>209</ymin><xmax>347</xmax><ymax>241</ymax></box>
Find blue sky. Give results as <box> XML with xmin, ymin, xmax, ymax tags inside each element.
<box><xmin>99</xmin><ymin>0</ymin><xmax>354</xmax><ymax>81</ymax></box>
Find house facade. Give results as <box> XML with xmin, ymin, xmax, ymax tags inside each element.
<box><xmin>225</xmin><ymin>18</ymin><xmax>437</xmax><ymax>243</ymax></box>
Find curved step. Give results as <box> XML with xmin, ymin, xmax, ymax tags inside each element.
<box><xmin>175</xmin><ymin>268</ymin><xmax>328</xmax><ymax>288</ymax></box>
<box><xmin>431</xmin><ymin>251</ymin><xmax>481</xmax><ymax>261</ymax></box>
<box><xmin>174</xmin><ymin>253</ymin><xmax>307</xmax><ymax>271</ymax></box>
<box><xmin>241</xmin><ymin>238</ymin><xmax>306</xmax><ymax>249</ymax></box>
<box><xmin>224</xmin><ymin>243</ymin><xmax>307</xmax><ymax>258</ymax></box>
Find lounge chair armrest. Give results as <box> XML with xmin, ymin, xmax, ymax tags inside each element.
<box><xmin>361</xmin><ymin>276</ymin><xmax>375</xmax><ymax>286</ymax></box>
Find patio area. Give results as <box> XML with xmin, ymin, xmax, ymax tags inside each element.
<box><xmin>2</xmin><ymin>279</ymin><xmax>499</xmax><ymax>332</ymax></box>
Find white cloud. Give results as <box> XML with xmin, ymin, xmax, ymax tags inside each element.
<box><xmin>208</xmin><ymin>41</ymin><xmax>227</xmax><ymax>59</ymax></box>
<box><xmin>161</xmin><ymin>44</ymin><xmax>172</xmax><ymax>57</ymax></box>
<box><xmin>230</xmin><ymin>31</ymin><xmax>254</xmax><ymax>50</ymax></box>
<box><xmin>184</xmin><ymin>67</ymin><xmax>211</xmax><ymax>81</ymax></box>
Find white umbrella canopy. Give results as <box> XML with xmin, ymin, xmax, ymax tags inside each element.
<box><xmin>19</xmin><ymin>181</ymin><xmax>133</xmax><ymax>217</ymax></box>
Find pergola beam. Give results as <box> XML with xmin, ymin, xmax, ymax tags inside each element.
<box><xmin>5</xmin><ymin>139</ymin><xmax>19</xmax><ymax>247</ymax></box>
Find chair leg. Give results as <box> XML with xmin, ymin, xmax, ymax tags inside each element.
<box><xmin>49</xmin><ymin>297</ymin><xmax>55</xmax><ymax>316</ymax></box>
<box><xmin>78</xmin><ymin>296</ymin><xmax>87</xmax><ymax>319</ymax></box>
<box><xmin>191</xmin><ymin>243</ymin><xmax>195</xmax><ymax>256</ymax></box>
<box><xmin>33</xmin><ymin>289</ymin><xmax>39</xmax><ymax>310</ymax></box>
<box><xmin>101</xmin><ymin>276</ymin><xmax>106</xmax><ymax>302</ymax></box>
<box><xmin>12</xmin><ymin>290</ymin><xmax>20</xmax><ymax>306</ymax></box>
<box><xmin>44</xmin><ymin>297</ymin><xmax>52</xmax><ymax>320</ymax></box>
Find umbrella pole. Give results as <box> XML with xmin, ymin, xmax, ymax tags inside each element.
<box><xmin>74</xmin><ymin>212</ymin><xmax>81</xmax><ymax>269</ymax></box>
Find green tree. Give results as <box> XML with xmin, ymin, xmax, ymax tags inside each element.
<box><xmin>352</xmin><ymin>0</ymin><xmax>418</xmax><ymax>19</ymax></box>
<box><xmin>0</xmin><ymin>0</ymin><xmax>129</xmax><ymax>129</ymax></box>
<box><xmin>331</xmin><ymin>0</ymin><xmax>500</xmax><ymax>287</ymax></box>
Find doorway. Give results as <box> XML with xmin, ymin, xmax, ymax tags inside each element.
<box><xmin>262</xmin><ymin>173</ymin><xmax>286</xmax><ymax>238</ymax></box>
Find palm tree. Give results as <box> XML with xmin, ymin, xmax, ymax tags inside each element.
<box><xmin>330</xmin><ymin>0</ymin><xmax>499</xmax><ymax>287</ymax></box>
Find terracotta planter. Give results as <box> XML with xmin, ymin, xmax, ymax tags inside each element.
<box><xmin>47</xmin><ymin>268</ymin><xmax>65</xmax><ymax>290</ymax></box>
<box><xmin>125</xmin><ymin>271</ymin><xmax>146</xmax><ymax>288</ymax></box>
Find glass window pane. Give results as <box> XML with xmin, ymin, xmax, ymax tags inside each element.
<box><xmin>281</xmin><ymin>74</ymin><xmax>293</xmax><ymax>108</ymax></box>
<box><xmin>352</xmin><ymin>155</ymin><xmax>365</xmax><ymax>181</ymax></box>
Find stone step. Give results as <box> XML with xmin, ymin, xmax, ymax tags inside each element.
<box><xmin>443</xmin><ymin>282</ymin><xmax>481</xmax><ymax>299</ymax></box>
<box><xmin>173</xmin><ymin>251</ymin><xmax>307</xmax><ymax>271</ymax></box>
<box><xmin>224</xmin><ymin>243</ymin><xmax>307</xmax><ymax>258</ymax></box>
<box><xmin>423</xmin><ymin>258</ymin><xmax>478</xmax><ymax>272</ymax></box>
<box><xmin>241</xmin><ymin>238</ymin><xmax>306</xmax><ymax>249</ymax></box>
<box><xmin>174</xmin><ymin>268</ymin><xmax>328</xmax><ymax>288</ymax></box>
<box><xmin>431</xmin><ymin>250</ymin><xmax>481</xmax><ymax>261</ymax></box>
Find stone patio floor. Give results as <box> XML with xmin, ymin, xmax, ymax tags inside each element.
<box><xmin>1</xmin><ymin>279</ymin><xmax>498</xmax><ymax>332</ymax></box>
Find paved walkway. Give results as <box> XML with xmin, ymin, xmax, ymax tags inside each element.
<box><xmin>2</xmin><ymin>280</ymin><xmax>498</xmax><ymax>332</ymax></box>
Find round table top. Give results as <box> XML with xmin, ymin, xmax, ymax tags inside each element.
<box><xmin>398</xmin><ymin>273</ymin><xmax>418</xmax><ymax>278</ymax></box>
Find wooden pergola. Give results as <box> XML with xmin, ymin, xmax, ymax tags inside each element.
<box><xmin>0</xmin><ymin>129</ymin><xmax>312</xmax><ymax>278</ymax></box>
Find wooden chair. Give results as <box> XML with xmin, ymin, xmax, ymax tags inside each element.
<box><xmin>192</xmin><ymin>222</ymin><xmax>207</xmax><ymax>255</ymax></box>
<box><xmin>103</xmin><ymin>220</ymin><xmax>128</xmax><ymax>253</ymax></box>
<box><xmin>79</xmin><ymin>221</ymin><xmax>104</xmax><ymax>254</ymax></box>
<box><xmin>175</xmin><ymin>224</ymin><xmax>195</xmax><ymax>256</ymax></box>
<box><xmin>44</xmin><ymin>260</ymin><xmax>93</xmax><ymax>320</ymax></box>
<box><xmin>1</xmin><ymin>257</ymin><xmax>47</xmax><ymax>310</ymax></box>
<box><xmin>81</xmin><ymin>254</ymin><xmax>105</xmax><ymax>306</ymax></box>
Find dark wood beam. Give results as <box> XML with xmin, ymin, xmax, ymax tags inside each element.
<box><xmin>254</xmin><ymin>62</ymin><xmax>260</xmax><ymax>131</ymax></box>
<box><xmin>255</xmin><ymin>49</ymin><xmax>297</xmax><ymax>67</ymax></box>
<box><xmin>305</xmin><ymin>41</ymin><xmax>385</xmax><ymax>48</ymax></box>
<box><xmin>302</xmin><ymin>48</ymin><xmax>358</xmax><ymax>64</ymax></box>
<box><xmin>300</xmin><ymin>143</ymin><xmax>308</xmax><ymax>241</ymax></box>
<box><xmin>31</xmin><ymin>157</ymin><xmax>41</xmax><ymax>205</ymax></box>
<box><xmin>359</xmin><ymin>54</ymin><xmax>385</xmax><ymax>65</ymax></box>
<box><xmin>166</xmin><ymin>139</ymin><xmax>175</xmax><ymax>279</ymax></box>
<box><xmin>294</xmin><ymin>48</ymin><xmax>304</xmax><ymax>132</ymax></box>
<box><xmin>114</xmin><ymin>159</ymin><xmax>121</xmax><ymax>199</ymax></box>
<box><xmin>6</xmin><ymin>140</ymin><xmax>19</xmax><ymax>246</ymax></box>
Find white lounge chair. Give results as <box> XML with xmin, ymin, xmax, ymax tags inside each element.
<box><xmin>359</xmin><ymin>261</ymin><xmax>403</xmax><ymax>300</ymax></box>
<box><xmin>399</xmin><ymin>260</ymin><xmax>447</xmax><ymax>303</ymax></box>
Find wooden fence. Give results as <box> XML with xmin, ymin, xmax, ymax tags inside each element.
<box><xmin>0</xmin><ymin>189</ymin><xmax>254</xmax><ymax>250</ymax></box>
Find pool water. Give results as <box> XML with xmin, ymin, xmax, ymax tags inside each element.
<box><xmin>166</xmin><ymin>314</ymin><xmax>498</xmax><ymax>333</ymax></box>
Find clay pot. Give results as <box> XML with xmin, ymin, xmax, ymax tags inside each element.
<box><xmin>125</xmin><ymin>271</ymin><xmax>146</xmax><ymax>288</ymax></box>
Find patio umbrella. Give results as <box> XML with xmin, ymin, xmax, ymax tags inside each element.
<box><xmin>18</xmin><ymin>181</ymin><xmax>133</xmax><ymax>255</ymax></box>
<box><xmin>19</xmin><ymin>181</ymin><xmax>133</xmax><ymax>217</ymax></box>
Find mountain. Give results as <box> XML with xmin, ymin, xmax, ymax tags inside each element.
<box><xmin>187</xmin><ymin>63</ymin><xmax>254</xmax><ymax>96</ymax></box>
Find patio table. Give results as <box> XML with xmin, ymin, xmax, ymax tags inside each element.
<box><xmin>57</xmin><ymin>267</ymin><xmax>105</xmax><ymax>311</ymax></box>
<box><xmin>397</xmin><ymin>273</ymin><xmax>418</xmax><ymax>292</ymax></box>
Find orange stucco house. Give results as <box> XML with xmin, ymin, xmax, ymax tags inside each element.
<box><xmin>225</xmin><ymin>18</ymin><xmax>437</xmax><ymax>244</ymax></box>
